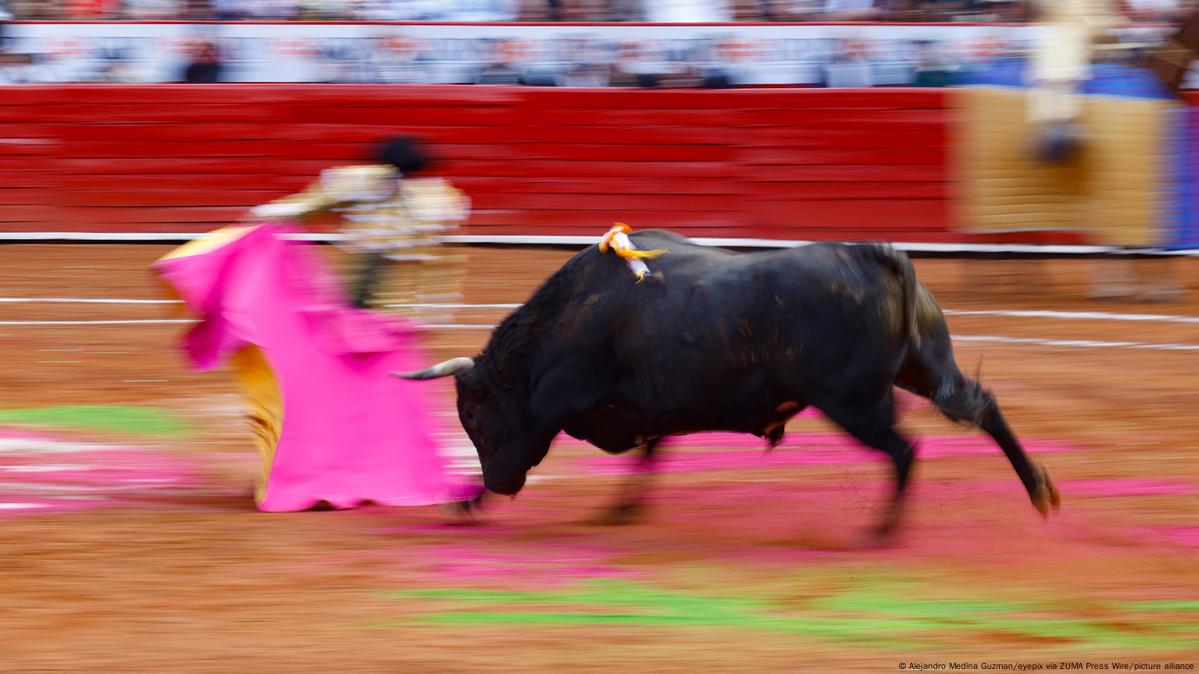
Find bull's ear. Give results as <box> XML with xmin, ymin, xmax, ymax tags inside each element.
<box><xmin>392</xmin><ymin>357</ymin><xmax>475</xmax><ymax>380</ymax></box>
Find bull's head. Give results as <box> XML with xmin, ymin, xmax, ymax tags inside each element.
<box><xmin>394</xmin><ymin>356</ymin><xmax>547</xmax><ymax>497</ymax></box>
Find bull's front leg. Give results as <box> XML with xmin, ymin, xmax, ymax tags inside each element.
<box><xmin>598</xmin><ymin>437</ymin><xmax>661</xmax><ymax>526</ymax></box>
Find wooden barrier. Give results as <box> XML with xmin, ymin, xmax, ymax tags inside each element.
<box><xmin>0</xmin><ymin>85</ymin><xmax>956</xmax><ymax>241</ymax></box>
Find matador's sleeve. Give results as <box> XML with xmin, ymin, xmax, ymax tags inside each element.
<box><xmin>249</xmin><ymin>165</ymin><xmax>399</xmax><ymax>221</ymax></box>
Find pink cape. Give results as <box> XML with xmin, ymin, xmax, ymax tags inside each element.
<box><xmin>153</xmin><ymin>224</ymin><xmax>479</xmax><ymax>512</ymax></box>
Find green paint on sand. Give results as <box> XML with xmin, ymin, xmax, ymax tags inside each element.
<box><xmin>0</xmin><ymin>405</ymin><xmax>190</xmax><ymax>437</ymax></box>
<box><xmin>383</xmin><ymin>579</ymin><xmax>1195</xmax><ymax>651</ymax></box>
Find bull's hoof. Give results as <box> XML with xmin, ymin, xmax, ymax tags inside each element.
<box><xmin>866</xmin><ymin>522</ymin><xmax>901</xmax><ymax>549</ymax></box>
<box><xmin>865</xmin><ymin>503</ymin><xmax>904</xmax><ymax>548</ymax></box>
<box><xmin>1031</xmin><ymin>465</ymin><xmax>1062</xmax><ymax>518</ymax></box>
<box><xmin>440</xmin><ymin>492</ymin><xmax>487</xmax><ymax>524</ymax></box>
<box><xmin>596</xmin><ymin>502</ymin><xmax>643</xmax><ymax>526</ymax></box>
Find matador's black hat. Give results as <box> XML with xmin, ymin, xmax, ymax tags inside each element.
<box><xmin>374</xmin><ymin>136</ymin><xmax>430</xmax><ymax>175</ymax></box>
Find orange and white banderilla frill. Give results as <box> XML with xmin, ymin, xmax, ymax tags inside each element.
<box><xmin>598</xmin><ymin>223</ymin><xmax>666</xmax><ymax>282</ymax></box>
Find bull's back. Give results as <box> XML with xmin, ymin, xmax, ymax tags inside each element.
<box><xmin>556</xmin><ymin>237</ymin><xmax>911</xmax><ymax>431</ymax></box>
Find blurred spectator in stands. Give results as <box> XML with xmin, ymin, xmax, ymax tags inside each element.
<box><xmin>1120</xmin><ymin>0</ymin><xmax>1196</xmax><ymax>21</ymax></box>
<box><xmin>608</xmin><ymin>41</ymin><xmax>657</xmax><ymax>86</ymax></box>
<box><xmin>912</xmin><ymin>39</ymin><xmax>955</xmax><ymax>86</ymax></box>
<box><xmin>358</xmin><ymin>0</ymin><xmax>434</xmax><ymax>19</ymax></box>
<box><xmin>64</xmin><ymin>0</ymin><xmax>121</xmax><ymax>17</ymax></box>
<box><xmin>822</xmin><ymin>0</ymin><xmax>884</xmax><ymax>19</ymax></box>
<box><xmin>0</xmin><ymin>0</ymin><xmax>8</xmax><ymax>65</ymax></box>
<box><xmin>686</xmin><ymin>38</ymin><xmax>738</xmax><ymax>87</ymax></box>
<box><xmin>257</xmin><ymin>0</ymin><xmax>301</xmax><ymax>18</ymax></box>
<box><xmin>876</xmin><ymin>0</ymin><xmax>925</xmax><ymax>21</ymax></box>
<box><xmin>561</xmin><ymin>38</ymin><xmax>610</xmax><ymax>86</ymax></box>
<box><xmin>212</xmin><ymin>0</ymin><xmax>250</xmax><ymax>18</ymax></box>
<box><xmin>367</xmin><ymin>35</ymin><xmax>433</xmax><ymax>83</ymax></box>
<box><xmin>757</xmin><ymin>0</ymin><xmax>822</xmax><ymax>20</ymax></box>
<box><xmin>180</xmin><ymin>35</ymin><xmax>223</xmax><ymax>82</ymax></box>
<box><xmin>463</xmin><ymin>0</ymin><xmax>520</xmax><ymax>20</ymax></box>
<box><xmin>123</xmin><ymin>0</ymin><xmax>183</xmax><ymax>18</ymax></box>
<box><xmin>979</xmin><ymin>0</ymin><xmax>1034</xmax><ymax>22</ymax></box>
<box><xmin>475</xmin><ymin>39</ymin><xmax>525</xmax><ymax>84</ymax></box>
<box><xmin>89</xmin><ymin>40</ymin><xmax>149</xmax><ymax>81</ymax></box>
<box><xmin>607</xmin><ymin>0</ymin><xmax>644</xmax><ymax>19</ymax></box>
<box><xmin>0</xmin><ymin>0</ymin><xmax>14</xmax><ymax>82</ymax></box>
<box><xmin>0</xmin><ymin>51</ymin><xmax>40</xmax><ymax>82</ymax></box>
<box><xmin>312</xmin><ymin>36</ymin><xmax>367</xmax><ymax>82</ymax></box>
<box><xmin>0</xmin><ymin>19</ymin><xmax>44</xmax><ymax>83</ymax></box>
<box><xmin>822</xmin><ymin>36</ymin><xmax>874</xmax><ymax>86</ymax></box>
<box><xmin>301</xmin><ymin>0</ymin><xmax>352</xmax><ymax>19</ymax></box>
<box><xmin>209</xmin><ymin>0</ymin><xmax>295</xmax><ymax>19</ymax></box>
<box><xmin>642</xmin><ymin>0</ymin><xmax>733</xmax><ymax>21</ymax></box>
<box><xmin>179</xmin><ymin>0</ymin><xmax>214</xmax><ymax>19</ymax></box>
<box><xmin>359</xmin><ymin>0</ymin><xmax>518</xmax><ymax>20</ymax></box>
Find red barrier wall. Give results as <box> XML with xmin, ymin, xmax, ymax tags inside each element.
<box><xmin>0</xmin><ymin>85</ymin><xmax>953</xmax><ymax>241</ymax></box>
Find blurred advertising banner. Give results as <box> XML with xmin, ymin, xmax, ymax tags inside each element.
<box><xmin>0</xmin><ymin>22</ymin><xmax>1084</xmax><ymax>85</ymax></box>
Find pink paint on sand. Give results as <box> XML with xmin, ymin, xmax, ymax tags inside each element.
<box><xmin>154</xmin><ymin>224</ymin><xmax>480</xmax><ymax>512</ymax></box>
<box><xmin>0</xmin><ymin>433</ymin><xmax>198</xmax><ymax>517</ymax></box>
<box><xmin>1137</xmin><ymin>526</ymin><xmax>1199</xmax><ymax>547</ymax></box>
<box><xmin>0</xmin><ymin>427</ymin><xmax>56</xmax><ymax>440</ymax></box>
<box><xmin>413</xmin><ymin>542</ymin><xmax>637</xmax><ymax>583</ymax></box>
<box><xmin>0</xmin><ymin>450</ymin><xmax>193</xmax><ymax>484</ymax></box>
<box><xmin>1058</xmin><ymin>479</ymin><xmax>1195</xmax><ymax>498</ymax></box>
<box><xmin>572</xmin><ymin>432</ymin><xmax>1083</xmax><ymax>476</ymax></box>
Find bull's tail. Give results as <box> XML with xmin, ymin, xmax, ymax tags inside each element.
<box><xmin>863</xmin><ymin>243</ymin><xmax>920</xmax><ymax>354</ymax></box>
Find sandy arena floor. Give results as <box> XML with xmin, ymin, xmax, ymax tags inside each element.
<box><xmin>0</xmin><ymin>245</ymin><xmax>1196</xmax><ymax>673</ymax></box>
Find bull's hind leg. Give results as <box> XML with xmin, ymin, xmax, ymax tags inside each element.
<box><xmin>897</xmin><ymin>346</ymin><xmax>1061</xmax><ymax>517</ymax></box>
<box><xmin>599</xmin><ymin>437</ymin><xmax>661</xmax><ymax>526</ymax></box>
<box><xmin>819</xmin><ymin>395</ymin><xmax>916</xmax><ymax>541</ymax></box>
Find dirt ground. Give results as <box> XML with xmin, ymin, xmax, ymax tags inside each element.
<box><xmin>1</xmin><ymin>244</ymin><xmax>1197</xmax><ymax>673</ymax></box>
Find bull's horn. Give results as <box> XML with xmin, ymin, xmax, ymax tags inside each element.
<box><xmin>392</xmin><ymin>357</ymin><xmax>475</xmax><ymax>380</ymax></box>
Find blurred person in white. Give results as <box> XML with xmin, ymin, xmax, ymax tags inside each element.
<box><xmin>641</xmin><ymin>0</ymin><xmax>732</xmax><ymax>22</ymax></box>
<box><xmin>1027</xmin><ymin>0</ymin><xmax>1123</xmax><ymax>165</ymax></box>
<box><xmin>1028</xmin><ymin>0</ymin><xmax>1185</xmax><ymax>301</ymax></box>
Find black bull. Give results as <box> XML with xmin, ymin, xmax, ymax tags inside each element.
<box><xmin>399</xmin><ymin>231</ymin><xmax>1061</xmax><ymax>536</ymax></box>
